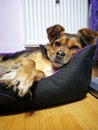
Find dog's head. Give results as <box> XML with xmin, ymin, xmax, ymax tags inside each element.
<box><xmin>41</xmin><ymin>24</ymin><xmax>98</xmax><ymax>68</ymax></box>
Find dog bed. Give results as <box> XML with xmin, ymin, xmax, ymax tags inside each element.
<box><xmin>0</xmin><ymin>45</ymin><xmax>96</xmax><ymax>113</ymax></box>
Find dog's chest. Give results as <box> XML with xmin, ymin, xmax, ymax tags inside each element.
<box><xmin>29</xmin><ymin>52</ymin><xmax>55</xmax><ymax>77</ymax></box>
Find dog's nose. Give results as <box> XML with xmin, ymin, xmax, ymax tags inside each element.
<box><xmin>56</xmin><ymin>51</ymin><xmax>65</xmax><ymax>58</ymax></box>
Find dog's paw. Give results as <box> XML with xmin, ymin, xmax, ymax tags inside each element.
<box><xmin>0</xmin><ymin>70</ymin><xmax>19</xmax><ymax>90</ymax></box>
<box><xmin>17</xmin><ymin>77</ymin><xmax>34</xmax><ymax>97</ymax></box>
<box><xmin>18</xmin><ymin>89</ymin><xmax>32</xmax><ymax>99</ymax></box>
<box><xmin>18</xmin><ymin>90</ymin><xmax>25</xmax><ymax>97</ymax></box>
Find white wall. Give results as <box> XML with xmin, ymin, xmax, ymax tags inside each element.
<box><xmin>0</xmin><ymin>0</ymin><xmax>24</xmax><ymax>53</ymax></box>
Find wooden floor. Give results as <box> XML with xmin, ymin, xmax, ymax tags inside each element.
<box><xmin>0</xmin><ymin>66</ymin><xmax>98</xmax><ymax>130</ymax></box>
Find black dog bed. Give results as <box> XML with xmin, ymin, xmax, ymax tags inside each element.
<box><xmin>0</xmin><ymin>45</ymin><xmax>96</xmax><ymax>113</ymax></box>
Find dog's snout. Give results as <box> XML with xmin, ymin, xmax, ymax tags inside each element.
<box><xmin>56</xmin><ymin>51</ymin><xmax>65</xmax><ymax>58</ymax></box>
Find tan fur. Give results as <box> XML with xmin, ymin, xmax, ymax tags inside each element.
<box><xmin>0</xmin><ymin>24</ymin><xmax>98</xmax><ymax>97</ymax></box>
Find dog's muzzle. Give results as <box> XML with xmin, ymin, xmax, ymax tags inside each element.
<box><xmin>52</xmin><ymin>50</ymin><xmax>69</xmax><ymax>68</ymax></box>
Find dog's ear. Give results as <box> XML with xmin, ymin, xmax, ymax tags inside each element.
<box><xmin>47</xmin><ymin>24</ymin><xmax>65</xmax><ymax>42</ymax></box>
<box><xmin>78</xmin><ymin>28</ymin><xmax>98</xmax><ymax>45</ymax></box>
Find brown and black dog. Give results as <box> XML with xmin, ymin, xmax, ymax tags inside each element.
<box><xmin>0</xmin><ymin>24</ymin><xmax>98</xmax><ymax>97</ymax></box>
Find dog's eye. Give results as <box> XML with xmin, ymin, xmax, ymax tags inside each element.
<box><xmin>54</xmin><ymin>42</ymin><xmax>61</xmax><ymax>47</ymax></box>
<box><xmin>70</xmin><ymin>46</ymin><xmax>79</xmax><ymax>50</ymax></box>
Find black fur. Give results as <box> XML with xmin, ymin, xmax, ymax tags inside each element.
<box><xmin>40</xmin><ymin>45</ymin><xmax>49</xmax><ymax>59</ymax></box>
<box><xmin>1</xmin><ymin>50</ymin><xmax>33</xmax><ymax>61</ymax></box>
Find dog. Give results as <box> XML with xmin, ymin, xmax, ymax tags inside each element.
<box><xmin>0</xmin><ymin>24</ymin><xmax>98</xmax><ymax>97</ymax></box>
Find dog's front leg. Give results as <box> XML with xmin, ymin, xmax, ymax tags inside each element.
<box><xmin>0</xmin><ymin>59</ymin><xmax>45</xmax><ymax>97</ymax></box>
<box><xmin>14</xmin><ymin>59</ymin><xmax>45</xmax><ymax>97</ymax></box>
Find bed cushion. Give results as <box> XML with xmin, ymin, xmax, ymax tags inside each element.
<box><xmin>0</xmin><ymin>45</ymin><xmax>96</xmax><ymax>113</ymax></box>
